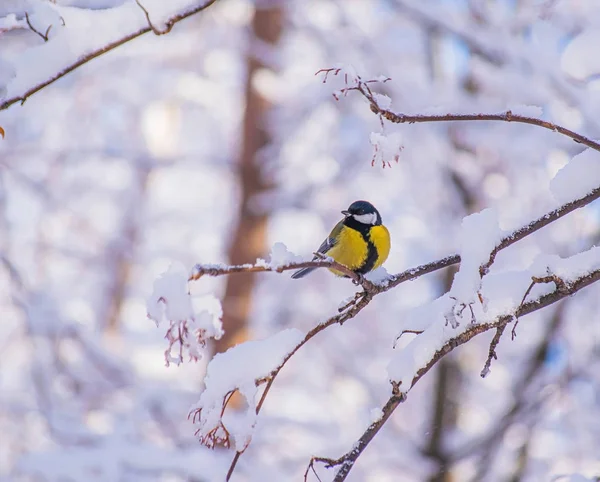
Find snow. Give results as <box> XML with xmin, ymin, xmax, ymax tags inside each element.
<box><xmin>192</xmin><ymin>328</ymin><xmax>304</xmax><ymax>451</ymax></box>
<box><xmin>550</xmin><ymin>149</ymin><xmax>600</xmax><ymax>204</ymax></box>
<box><xmin>388</xmin><ymin>242</ymin><xmax>600</xmax><ymax>390</ymax></box>
<box><xmin>373</xmin><ymin>92</ymin><xmax>392</xmax><ymax>110</ymax></box>
<box><xmin>561</xmin><ymin>30</ymin><xmax>600</xmax><ymax>81</ymax></box>
<box><xmin>369</xmin><ymin>131</ymin><xmax>403</xmax><ymax>167</ymax></box>
<box><xmin>447</xmin><ymin>208</ymin><xmax>504</xmax><ymax>324</ymax></box>
<box><xmin>146</xmin><ymin>263</ymin><xmax>193</xmax><ymax>323</ymax></box>
<box><xmin>388</xmin><ymin>299</ymin><xmax>452</xmax><ymax>387</ymax></box>
<box><xmin>531</xmin><ymin>246</ymin><xmax>600</xmax><ymax>284</ymax></box>
<box><xmin>259</xmin><ymin>242</ymin><xmax>303</xmax><ymax>269</ymax></box>
<box><xmin>147</xmin><ymin>263</ymin><xmax>223</xmax><ymax>365</ymax></box>
<box><xmin>365</xmin><ymin>266</ymin><xmax>393</xmax><ymax>285</ymax></box>
<box><xmin>507</xmin><ymin>103</ymin><xmax>543</xmax><ymax>118</ymax></box>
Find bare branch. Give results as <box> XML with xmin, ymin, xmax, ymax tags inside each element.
<box><xmin>0</xmin><ymin>0</ymin><xmax>218</xmax><ymax>111</ymax></box>
<box><xmin>480</xmin><ymin>321</ymin><xmax>509</xmax><ymax>378</ymax></box>
<box><xmin>321</xmin><ymin>71</ymin><xmax>600</xmax><ymax>153</ymax></box>
<box><xmin>189</xmin><ymin>257</ymin><xmax>367</xmax><ymax>287</ymax></box>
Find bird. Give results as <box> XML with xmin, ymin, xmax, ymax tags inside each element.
<box><xmin>291</xmin><ymin>200</ymin><xmax>390</xmax><ymax>280</ymax></box>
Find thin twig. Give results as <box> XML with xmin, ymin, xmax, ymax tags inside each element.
<box><xmin>135</xmin><ymin>0</ymin><xmax>171</xmax><ymax>35</ymax></box>
<box><xmin>303</xmin><ymin>457</ymin><xmax>324</xmax><ymax>482</ymax></box>
<box><xmin>480</xmin><ymin>321</ymin><xmax>508</xmax><ymax>377</ymax></box>
<box><xmin>24</xmin><ymin>12</ymin><xmax>51</xmax><ymax>42</ymax></box>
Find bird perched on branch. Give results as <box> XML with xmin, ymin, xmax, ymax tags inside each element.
<box><xmin>292</xmin><ymin>200</ymin><xmax>390</xmax><ymax>280</ymax></box>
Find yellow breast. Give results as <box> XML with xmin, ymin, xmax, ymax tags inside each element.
<box><xmin>325</xmin><ymin>224</ymin><xmax>391</xmax><ymax>276</ymax></box>
<box><xmin>326</xmin><ymin>226</ymin><xmax>368</xmax><ymax>275</ymax></box>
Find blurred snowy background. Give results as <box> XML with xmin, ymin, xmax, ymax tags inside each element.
<box><xmin>1</xmin><ymin>0</ymin><xmax>600</xmax><ymax>481</ymax></box>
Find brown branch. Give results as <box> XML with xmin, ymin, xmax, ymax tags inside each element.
<box><xmin>321</xmin><ymin>268</ymin><xmax>600</xmax><ymax>481</ymax></box>
<box><xmin>327</xmin><ymin>71</ymin><xmax>600</xmax><ymax>153</ymax></box>
<box><xmin>189</xmin><ymin>258</ymin><xmax>368</xmax><ymax>287</ymax></box>
<box><xmin>373</xmin><ymin>106</ymin><xmax>600</xmax><ymax>153</ymax></box>
<box><xmin>480</xmin><ymin>320</ymin><xmax>509</xmax><ymax>378</ymax></box>
<box><xmin>480</xmin><ymin>188</ymin><xmax>600</xmax><ymax>275</ymax></box>
<box><xmin>0</xmin><ymin>0</ymin><xmax>218</xmax><ymax>111</ymax></box>
<box><xmin>225</xmin><ymin>290</ymin><xmax>376</xmax><ymax>480</ymax></box>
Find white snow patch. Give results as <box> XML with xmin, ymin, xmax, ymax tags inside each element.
<box><xmin>388</xmin><ymin>300</ymin><xmax>452</xmax><ymax>387</ymax></box>
<box><xmin>561</xmin><ymin>30</ymin><xmax>600</xmax><ymax>80</ymax></box>
<box><xmin>365</xmin><ymin>266</ymin><xmax>393</xmax><ymax>286</ymax></box>
<box><xmin>370</xmin><ymin>131</ymin><xmax>403</xmax><ymax>166</ymax></box>
<box><xmin>147</xmin><ymin>263</ymin><xmax>193</xmax><ymax>323</ymax></box>
<box><xmin>192</xmin><ymin>328</ymin><xmax>304</xmax><ymax>451</ymax></box>
<box><xmin>550</xmin><ymin>149</ymin><xmax>600</xmax><ymax>204</ymax></box>
<box><xmin>259</xmin><ymin>242</ymin><xmax>303</xmax><ymax>269</ymax></box>
<box><xmin>531</xmin><ymin>246</ymin><xmax>600</xmax><ymax>284</ymax></box>
<box><xmin>447</xmin><ymin>208</ymin><xmax>504</xmax><ymax>324</ymax></box>
<box><xmin>373</xmin><ymin>92</ymin><xmax>392</xmax><ymax>110</ymax></box>
<box><xmin>147</xmin><ymin>263</ymin><xmax>223</xmax><ymax>365</ymax></box>
<box><xmin>507</xmin><ymin>104</ymin><xmax>543</xmax><ymax>118</ymax></box>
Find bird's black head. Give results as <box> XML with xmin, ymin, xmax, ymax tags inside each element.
<box><xmin>341</xmin><ymin>200</ymin><xmax>382</xmax><ymax>226</ymax></box>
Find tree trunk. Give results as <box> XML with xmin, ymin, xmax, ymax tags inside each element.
<box><xmin>213</xmin><ymin>3</ymin><xmax>283</xmax><ymax>356</ymax></box>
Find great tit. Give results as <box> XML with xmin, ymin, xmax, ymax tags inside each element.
<box><xmin>292</xmin><ymin>200</ymin><xmax>391</xmax><ymax>279</ymax></box>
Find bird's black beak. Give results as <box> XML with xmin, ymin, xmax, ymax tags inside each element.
<box><xmin>341</xmin><ymin>210</ymin><xmax>350</xmax><ymax>217</ymax></box>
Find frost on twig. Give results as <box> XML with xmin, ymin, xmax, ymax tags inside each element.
<box><xmin>189</xmin><ymin>329</ymin><xmax>304</xmax><ymax>451</ymax></box>
<box><xmin>146</xmin><ymin>263</ymin><xmax>223</xmax><ymax>366</ymax></box>
<box><xmin>316</xmin><ymin>66</ymin><xmax>401</xmax><ymax>168</ymax></box>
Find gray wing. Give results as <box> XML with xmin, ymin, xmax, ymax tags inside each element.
<box><xmin>291</xmin><ymin>220</ymin><xmax>343</xmax><ymax>279</ymax></box>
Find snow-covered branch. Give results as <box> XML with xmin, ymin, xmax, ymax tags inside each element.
<box><xmin>321</xmin><ymin>263</ymin><xmax>600</xmax><ymax>482</ymax></box>
<box><xmin>0</xmin><ymin>0</ymin><xmax>218</xmax><ymax>111</ymax></box>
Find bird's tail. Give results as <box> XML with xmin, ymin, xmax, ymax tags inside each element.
<box><xmin>291</xmin><ymin>267</ymin><xmax>316</xmax><ymax>279</ymax></box>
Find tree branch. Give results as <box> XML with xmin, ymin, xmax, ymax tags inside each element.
<box><xmin>322</xmin><ymin>71</ymin><xmax>600</xmax><ymax>153</ymax></box>
<box><xmin>0</xmin><ymin>0</ymin><xmax>218</xmax><ymax>111</ymax></box>
<box><xmin>195</xmin><ymin>175</ymin><xmax>600</xmax><ymax>480</ymax></box>
<box><xmin>319</xmin><ymin>268</ymin><xmax>600</xmax><ymax>481</ymax></box>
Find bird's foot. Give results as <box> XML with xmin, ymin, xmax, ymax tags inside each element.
<box><xmin>352</xmin><ymin>273</ymin><xmax>365</xmax><ymax>286</ymax></box>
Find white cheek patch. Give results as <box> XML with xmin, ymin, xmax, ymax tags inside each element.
<box><xmin>353</xmin><ymin>213</ymin><xmax>378</xmax><ymax>225</ymax></box>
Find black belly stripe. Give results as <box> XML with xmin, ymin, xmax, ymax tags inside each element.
<box><xmin>356</xmin><ymin>234</ymin><xmax>378</xmax><ymax>274</ymax></box>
